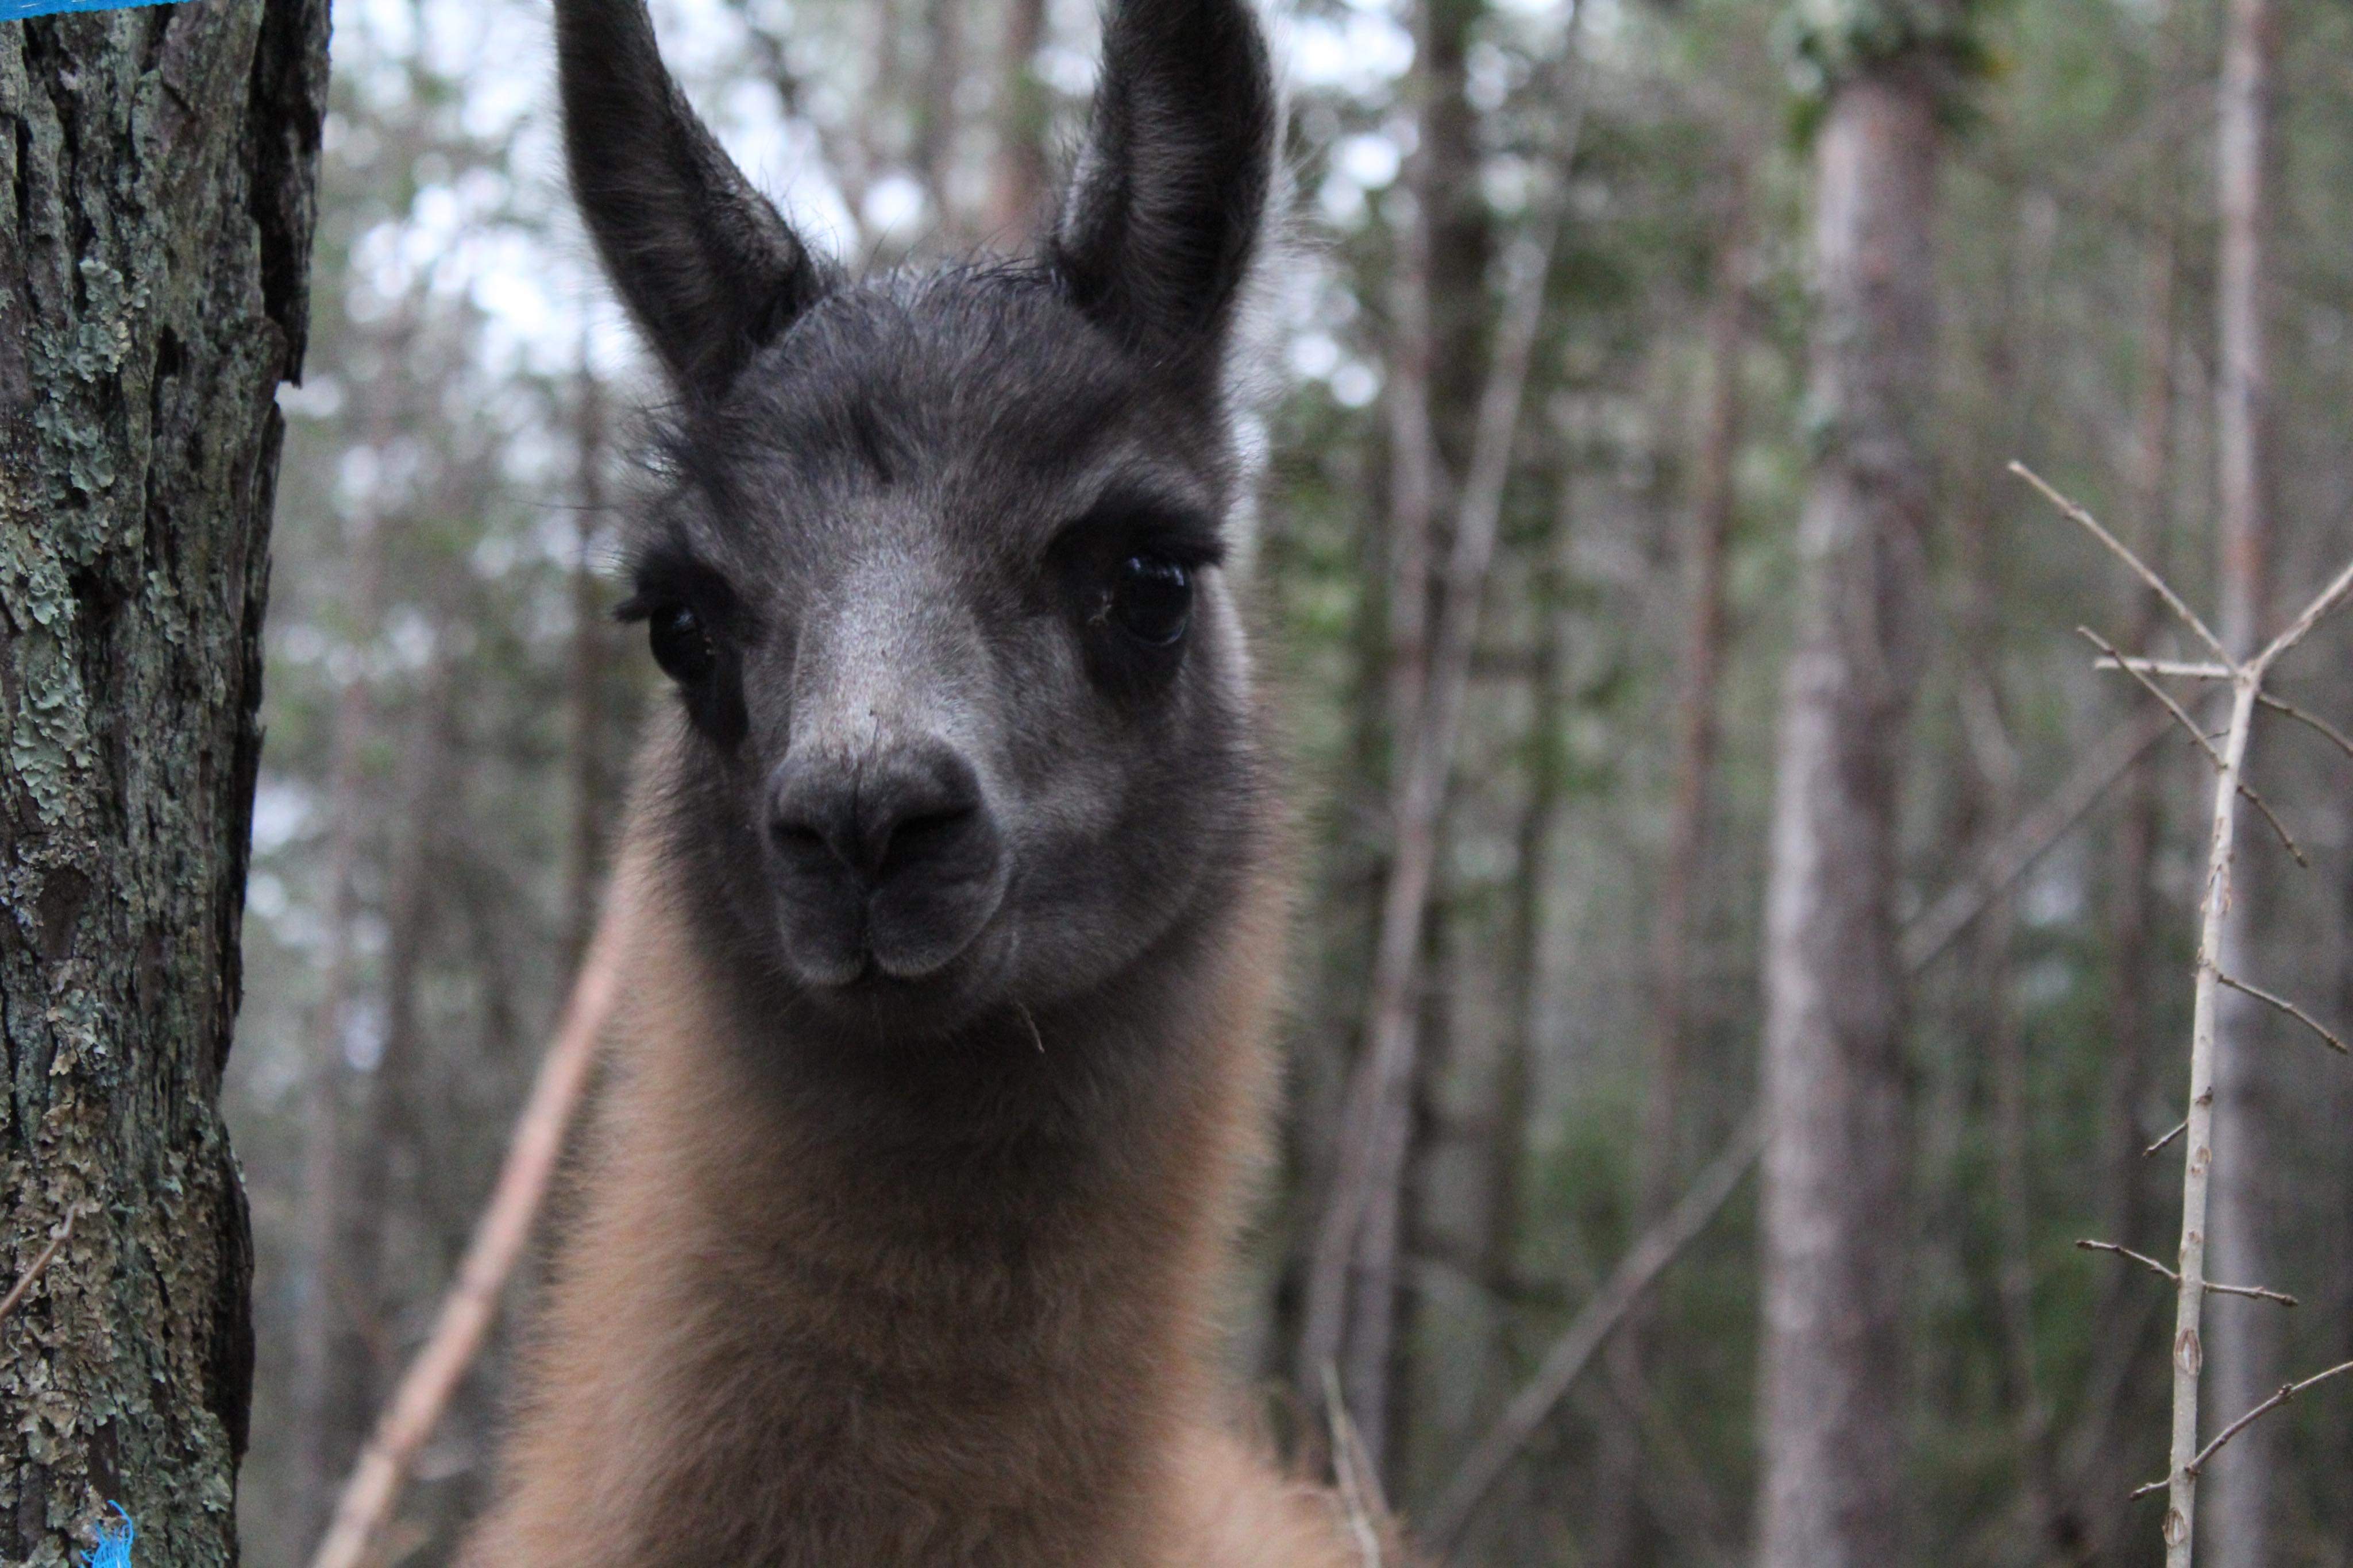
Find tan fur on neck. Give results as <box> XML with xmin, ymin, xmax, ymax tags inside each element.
<box><xmin>462</xmin><ymin>784</ymin><xmax>1359</xmax><ymax>1566</ymax></box>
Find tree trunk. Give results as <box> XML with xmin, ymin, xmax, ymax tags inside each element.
<box><xmin>1754</xmin><ymin>65</ymin><xmax>1937</xmax><ymax>1568</ymax></box>
<box><xmin>985</xmin><ymin>0</ymin><xmax>1049</xmax><ymax>238</ymax></box>
<box><xmin>565</xmin><ymin>362</ymin><xmax>612</xmax><ymax>972</ymax></box>
<box><xmin>1302</xmin><ymin>0</ymin><xmax>1493</xmax><ymax>1480</ymax></box>
<box><xmin>0</xmin><ymin>2</ymin><xmax>327</xmax><ymax>1562</ymax></box>
<box><xmin>2204</xmin><ymin>0</ymin><xmax>2278</xmax><ymax>1555</ymax></box>
<box><xmin>914</xmin><ymin>0</ymin><xmax>966</xmax><ymax>238</ymax></box>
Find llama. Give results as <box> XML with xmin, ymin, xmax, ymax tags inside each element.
<box><xmin>458</xmin><ymin>0</ymin><xmax>1371</xmax><ymax>1562</ymax></box>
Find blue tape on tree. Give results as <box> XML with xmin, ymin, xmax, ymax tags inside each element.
<box><xmin>2</xmin><ymin>0</ymin><xmax>175</xmax><ymax>19</ymax></box>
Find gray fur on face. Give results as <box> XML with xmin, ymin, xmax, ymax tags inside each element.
<box><xmin>572</xmin><ymin>2</ymin><xmax>1284</xmax><ymax>1054</ymax></box>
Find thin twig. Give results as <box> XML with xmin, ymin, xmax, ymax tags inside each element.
<box><xmin>2134</xmin><ymin>1359</ymin><xmax>2353</xmax><ymax>1499</ymax></box>
<box><xmin>2016</xmin><ymin>463</ymin><xmax>2231</xmax><ymax>663</ymax></box>
<box><xmin>2256</xmin><ymin>693</ymin><xmax>2353</xmax><ymax>766</ymax></box>
<box><xmin>2075</xmin><ymin>1240</ymin><xmax>2297</xmax><ymax>1306</ymax></box>
<box><xmin>2213</xmin><ymin>970</ymin><xmax>2350</xmax><ymax>1055</ymax></box>
<box><xmin>309</xmin><ymin>881</ymin><xmax>632</xmax><ymax>1568</ymax></box>
<box><xmin>1322</xmin><ymin>1364</ymin><xmax>1386</xmax><ymax>1568</ymax></box>
<box><xmin>2251</xmin><ymin>554</ymin><xmax>2353</xmax><ymax>671</ymax></box>
<box><xmin>2078</xmin><ymin>629</ymin><xmax>2225</xmax><ymax>768</ymax></box>
<box><xmin>2096</xmin><ymin>656</ymin><xmax>2234</xmax><ymax>681</ymax></box>
<box><xmin>2079</xmin><ymin>628</ymin><xmax>2304</xmax><ymax>864</ymax></box>
<box><xmin>0</xmin><ymin>1209</ymin><xmax>77</xmax><ymax>1326</ymax></box>
<box><xmin>2143</xmin><ymin>1120</ymin><xmax>2187</xmax><ymax>1159</ymax></box>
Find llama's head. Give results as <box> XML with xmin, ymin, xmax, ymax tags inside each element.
<box><xmin>564</xmin><ymin>0</ymin><xmax>1283</xmax><ymax>1040</ymax></box>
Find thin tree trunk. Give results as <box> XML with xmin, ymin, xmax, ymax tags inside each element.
<box><xmin>1754</xmin><ymin>65</ymin><xmax>1938</xmax><ymax>1568</ymax></box>
<box><xmin>315</xmin><ymin>647</ymin><xmax>460</xmax><ymax>1552</ymax></box>
<box><xmin>1641</xmin><ymin>167</ymin><xmax>1746</xmax><ymax>1249</ymax></box>
<box><xmin>2066</xmin><ymin>211</ymin><xmax>2178</xmax><ymax>1556</ymax></box>
<box><xmin>0</xmin><ymin>1</ymin><xmax>329</xmax><ymax>1561</ymax></box>
<box><xmin>986</xmin><ymin>0</ymin><xmax>1050</xmax><ymax>238</ymax></box>
<box><xmin>1602</xmin><ymin>169</ymin><xmax>1749</xmax><ymax>1568</ymax></box>
<box><xmin>2204</xmin><ymin>0</ymin><xmax>2279</xmax><ymax>1553</ymax></box>
<box><xmin>290</xmin><ymin>345</ymin><xmax>403</xmax><ymax>1548</ymax></box>
<box><xmin>1302</xmin><ymin>0</ymin><xmax>1495</xmax><ymax>1474</ymax></box>
<box><xmin>914</xmin><ymin>0</ymin><xmax>966</xmax><ymax>238</ymax></box>
<box><xmin>565</xmin><ymin>362</ymin><xmax>611</xmax><ymax>972</ymax></box>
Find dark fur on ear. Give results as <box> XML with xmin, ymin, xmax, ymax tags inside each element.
<box><xmin>1050</xmin><ymin>0</ymin><xmax>1279</xmax><ymax>379</ymax></box>
<box><xmin>556</xmin><ymin>0</ymin><xmax>834</xmax><ymax>396</ymax></box>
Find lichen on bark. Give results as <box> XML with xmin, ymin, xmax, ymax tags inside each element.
<box><xmin>0</xmin><ymin>0</ymin><xmax>327</xmax><ymax>1562</ymax></box>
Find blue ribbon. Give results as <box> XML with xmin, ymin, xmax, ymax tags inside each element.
<box><xmin>82</xmin><ymin>1503</ymin><xmax>134</xmax><ymax>1568</ymax></box>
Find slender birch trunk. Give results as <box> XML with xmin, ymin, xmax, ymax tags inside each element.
<box><xmin>1754</xmin><ymin>65</ymin><xmax>1938</xmax><ymax>1568</ymax></box>
<box><xmin>2204</xmin><ymin>0</ymin><xmax>2279</xmax><ymax>1554</ymax></box>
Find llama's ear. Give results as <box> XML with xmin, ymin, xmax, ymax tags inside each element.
<box><xmin>1048</xmin><ymin>0</ymin><xmax>1279</xmax><ymax>377</ymax></box>
<box><xmin>555</xmin><ymin>0</ymin><xmax>830</xmax><ymax>397</ymax></box>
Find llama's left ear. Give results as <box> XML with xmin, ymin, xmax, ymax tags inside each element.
<box><xmin>1049</xmin><ymin>0</ymin><xmax>1279</xmax><ymax>379</ymax></box>
<box><xmin>556</xmin><ymin>0</ymin><xmax>832</xmax><ymax>399</ymax></box>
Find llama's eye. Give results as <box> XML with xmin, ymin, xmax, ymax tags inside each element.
<box><xmin>648</xmin><ymin>604</ymin><xmax>716</xmax><ymax>683</ymax></box>
<box><xmin>1109</xmin><ymin>555</ymin><xmax>1191</xmax><ymax>647</ymax></box>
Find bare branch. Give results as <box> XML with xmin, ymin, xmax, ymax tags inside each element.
<box><xmin>2257</xmin><ymin>693</ymin><xmax>2353</xmax><ymax>767</ymax></box>
<box><xmin>2136</xmin><ymin>1359</ymin><xmax>2353</xmax><ymax>1500</ymax></box>
<box><xmin>2078</xmin><ymin>1239</ymin><xmax>2178</xmax><ymax>1284</ymax></box>
<box><xmin>2080</xmin><ymin>629</ymin><xmax>2227</xmax><ymax>768</ymax></box>
<box><xmin>2075</xmin><ymin>1240</ymin><xmax>2297</xmax><ymax>1306</ymax></box>
<box><xmin>2143</xmin><ymin>1120</ymin><xmax>2187</xmax><ymax>1158</ymax></box>
<box><xmin>2213</xmin><ymin>970</ymin><xmax>2350</xmax><ymax>1055</ymax></box>
<box><xmin>0</xmin><ymin>1209</ymin><xmax>77</xmax><ymax>1326</ymax></box>
<box><xmin>2252</xmin><ymin>554</ymin><xmax>2353</xmax><ymax>673</ymax></box>
<box><xmin>2016</xmin><ymin>463</ymin><xmax>2231</xmax><ymax>664</ymax></box>
<box><xmin>2080</xmin><ymin>629</ymin><xmax>2305</xmax><ymax>864</ymax></box>
<box><xmin>2096</xmin><ymin>656</ymin><xmax>2235</xmax><ymax>681</ymax></box>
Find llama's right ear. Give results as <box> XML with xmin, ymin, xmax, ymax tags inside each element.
<box><xmin>1048</xmin><ymin>0</ymin><xmax>1278</xmax><ymax>380</ymax></box>
<box><xmin>555</xmin><ymin>0</ymin><xmax>829</xmax><ymax>397</ymax></box>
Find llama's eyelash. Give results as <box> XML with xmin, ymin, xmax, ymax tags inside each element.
<box><xmin>1054</xmin><ymin>496</ymin><xmax>1226</xmax><ymax>573</ymax></box>
<box><xmin>616</xmin><ymin>542</ymin><xmax>739</xmax><ymax>627</ymax></box>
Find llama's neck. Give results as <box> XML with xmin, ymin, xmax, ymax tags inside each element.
<box><xmin>564</xmin><ymin>853</ymin><xmax>1284</xmax><ymax>1559</ymax></box>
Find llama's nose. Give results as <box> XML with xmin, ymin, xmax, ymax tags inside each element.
<box><xmin>767</xmin><ymin>740</ymin><xmax>990</xmax><ymax>892</ymax></box>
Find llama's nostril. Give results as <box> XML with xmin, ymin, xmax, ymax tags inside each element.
<box><xmin>767</xmin><ymin>741</ymin><xmax>992</xmax><ymax>892</ymax></box>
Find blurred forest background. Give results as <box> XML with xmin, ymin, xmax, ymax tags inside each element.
<box><xmin>223</xmin><ymin>0</ymin><xmax>2353</xmax><ymax>1561</ymax></box>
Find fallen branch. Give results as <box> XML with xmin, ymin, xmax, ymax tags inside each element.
<box><xmin>307</xmin><ymin>883</ymin><xmax>632</xmax><ymax>1568</ymax></box>
<box><xmin>0</xmin><ymin>1208</ymin><xmax>77</xmax><ymax>1326</ymax></box>
<box><xmin>1423</xmin><ymin>1115</ymin><xmax>1763</xmax><ymax>1551</ymax></box>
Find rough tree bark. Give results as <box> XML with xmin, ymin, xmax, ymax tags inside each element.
<box><xmin>0</xmin><ymin>1</ymin><xmax>328</xmax><ymax>1562</ymax></box>
<box><xmin>1754</xmin><ymin>61</ymin><xmax>1939</xmax><ymax>1568</ymax></box>
<box><xmin>2202</xmin><ymin>0</ymin><xmax>2280</xmax><ymax>1557</ymax></box>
